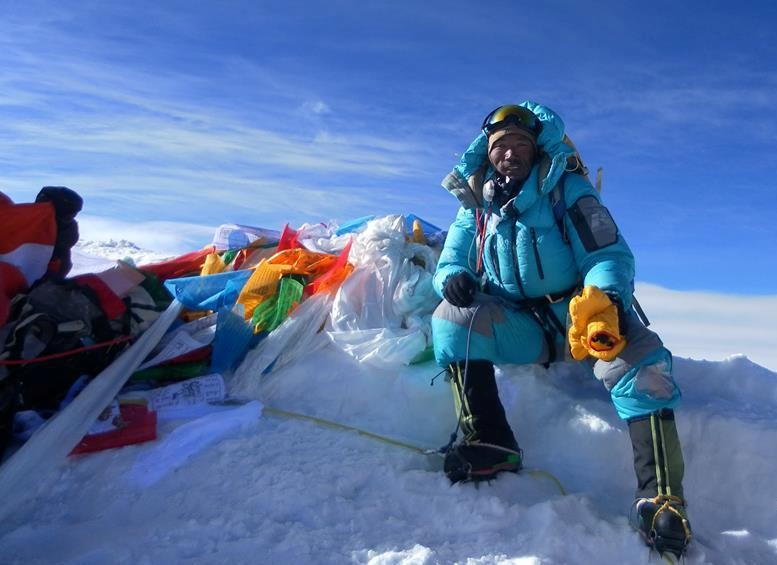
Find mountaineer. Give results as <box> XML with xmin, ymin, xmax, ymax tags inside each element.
<box><xmin>431</xmin><ymin>102</ymin><xmax>691</xmax><ymax>557</ymax></box>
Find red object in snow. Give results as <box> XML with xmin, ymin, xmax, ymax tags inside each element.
<box><xmin>70</xmin><ymin>403</ymin><xmax>157</xmax><ymax>455</ymax></box>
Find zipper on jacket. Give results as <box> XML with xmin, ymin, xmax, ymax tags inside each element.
<box><xmin>488</xmin><ymin>235</ymin><xmax>503</xmax><ymax>285</ymax></box>
<box><xmin>530</xmin><ymin>227</ymin><xmax>545</xmax><ymax>280</ymax></box>
<box><xmin>510</xmin><ymin>223</ymin><xmax>528</xmax><ymax>298</ymax></box>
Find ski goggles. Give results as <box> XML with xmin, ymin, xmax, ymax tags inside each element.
<box><xmin>481</xmin><ymin>105</ymin><xmax>542</xmax><ymax>137</ymax></box>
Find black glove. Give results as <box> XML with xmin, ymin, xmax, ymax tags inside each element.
<box><xmin>443</xmin><ymin>272</ymin><xmax>477</xmax><ymax>307</ymax></box>
<box><xmin>36</xmin><ymin>186</ymin><xmax>83</xmax><ymax>222</ymax></box>
<box><xmin>35</xmin><ymin>186</ymin><xmax>83</xmax><ymax>278</ymax></box>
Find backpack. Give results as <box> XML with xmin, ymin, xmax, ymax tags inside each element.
<box><xmin>0</xmin><ymin>278</ymin><xmax>133</xmax><ymax>414</ymax></box>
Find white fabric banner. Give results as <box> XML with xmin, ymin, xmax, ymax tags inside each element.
<box><xmin>0</xmin><ymin>300</ymin><xmax>183</xmax><ymax>519</ymax></box>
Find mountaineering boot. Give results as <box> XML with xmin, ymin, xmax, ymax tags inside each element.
<box><xmin>443</xmin><ymin>441</ymin><xmax>522</xmax><ymax>483</ymax></box>
<box><xmin>628</xmin><ymin>409</ymin><xmax>692</xmax><ymax>556</ymax></box>
<box><xmin>443</xmin><ymin>360</ymin><xmax>522</xmax><ymax>483</ymax></box>
<box><xmin>630</xmin><ymin>495</ymin><xmax>691</xmax><ymax>558</ymax></box>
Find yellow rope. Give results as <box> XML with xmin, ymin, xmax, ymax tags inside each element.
<box><xmin>526</xmin><ymin>469</ymin><xmax>567</xmax><ymax>496</ymax></box>
<box><xmin>264</xmin><ymin>406</ymin><xmax>566</xmax><ymax>495</ymax></box>
<box><xmin>264</xmin><ymin>406</ymin><xmax>429</xmax><ymax>454</ymax></box>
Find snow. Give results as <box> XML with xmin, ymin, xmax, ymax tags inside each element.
<box><xmin>72</xmin><ymin>240</ymin><xmax>173</xmax><ymax>272</ymax></box>
<box><xmin>1</xmin><ymin>244</ymin><xmax>777</xmax><ymax>564</ymax></box>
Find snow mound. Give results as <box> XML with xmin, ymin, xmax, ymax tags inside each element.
<box><xmin>2</xmin><ymin>341</ymin><xmax>776</xmax><ymax>564</ymax></box>
<box><xmin>3</xmin><ymin>233</ymin><xmax>775</xmax><ymax>563</ymax></box>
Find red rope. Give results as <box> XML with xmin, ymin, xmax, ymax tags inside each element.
<box><xmin>0</xmin><ymin>335</ymin><xmax>134</xmax><ymax>366</ymax></box>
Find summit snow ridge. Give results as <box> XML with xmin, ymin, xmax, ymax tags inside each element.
<box><xmin>1</xmin><ymin>345</ymin><xmax>775</xmax><ymax>564</ymax></box>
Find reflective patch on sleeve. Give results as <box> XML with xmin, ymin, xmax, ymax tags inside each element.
<box><xmin>635</xmin><ymin>360</ymin><xmax>675</xmax><ymax>400</ymax></box>
<box><xmin>569</xmin><ymin>196</ymin><xmax>619</xmax><ymax>252</ymax></box>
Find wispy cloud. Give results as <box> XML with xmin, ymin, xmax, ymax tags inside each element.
<box><xmin>0</xmin><ymin>12</ymin><xmax>438</xmax><ymax>227</ymax></box>
<box><xmin>635</xmin><ymin>282</ymin><xmax>777</xmax><ymax>371</ymax></box>
<box><xmin>302</xmin><ymin>100</ymin><xmax>332</xmax><ymax>115</ymax></box>
<box><xmin>2</xmin><ymin>2</ymin><xmax>775</xmax><ymax>296</ymax></box>
<box><xmin>561</xmin><ymin>65</ymin><xmax>777</xmax><ymax>158</ymax></box>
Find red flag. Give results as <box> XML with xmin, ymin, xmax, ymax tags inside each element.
<box><xmin>0</xmin><ymin>200</ymin><xmax>57</xmax><ymax>325</ymax></box>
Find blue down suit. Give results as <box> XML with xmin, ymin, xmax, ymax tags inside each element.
<box><xmin>431</xmin><ymin>102</ymin><xmax>680</xmax><ymax>420</ymax></box>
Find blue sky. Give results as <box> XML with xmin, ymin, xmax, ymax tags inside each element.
<box><xmin>1</xmin><ymin>0</ymin><xmax>776</xmax><ymax>294</ymax></box>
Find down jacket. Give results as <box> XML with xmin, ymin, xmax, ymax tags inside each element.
<box><xmin>433</xmin><ymin>101</ymin><xmax>635</xmax><ymax>309</ymax></box>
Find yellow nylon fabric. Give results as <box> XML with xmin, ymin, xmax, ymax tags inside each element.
<box><xmin>568</xmin><ymin>285</ymin><xmax>627</xmax><ymax>361</ymax></box>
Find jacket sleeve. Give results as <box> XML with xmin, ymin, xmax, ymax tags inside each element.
<box><xmin>562</xmin><ymin>174</ymin><xmax>636</xmax><ymax>308</ymax></box>
<box><xmin>432</xmin><ymin>206</ymin><xmax>479</xmax><ymax>299</ymax></box>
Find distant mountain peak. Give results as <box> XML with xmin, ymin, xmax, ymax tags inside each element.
<box><xmin>74</xmin><ymin>240</ymin><xmax>171</xmax><ymax>264</ymax></box>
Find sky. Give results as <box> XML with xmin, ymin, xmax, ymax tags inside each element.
<box><xmin>1</xmin><ymin>0</ymin><xmax>776</xmax><ymax>294</ymax></box>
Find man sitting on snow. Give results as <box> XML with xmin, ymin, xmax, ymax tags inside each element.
<box><xmin>431</xmin><ymin>102</ymin><xmax>691</xmax><ymax>557</ymax></box>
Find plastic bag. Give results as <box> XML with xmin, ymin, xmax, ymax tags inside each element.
<box><xmin>327</xmin><ymin>215</ymin><xmax>440</xmax><ymax>367</ymax></box>
<box><xmin>328</xmin><ymin>327</ymin><xmax>429</xmax><ymax>366</ymax></box>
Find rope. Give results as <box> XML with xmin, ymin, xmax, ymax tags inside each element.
<box><xmin>263</xmin><ymin>406</ymin><xmax>431</xmax><ymax>455</ymax></box>
<box><xmin>264</xmin><ymin>405</ymin><xmax>566</xmax><ymax>495</ymax></box>
<box><xmin>0</xmin><ymin>336</ymin><xmax>134</xmax><ymax>366</ymax></box>
<box><xmin>525</xmin><ymin>469</ymin><xmax>567</xmax><ymax>496</ymax></box>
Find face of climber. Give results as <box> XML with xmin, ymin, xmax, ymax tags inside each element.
<box><xmin>488</xmin><ymin>133</ymin><xmax>537</xmax><ymax>182</ymax></box>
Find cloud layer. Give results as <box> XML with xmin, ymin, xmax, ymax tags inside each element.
<box><xmin>635</xmin><ymin>282</ymin><xmax>777</xmax><ymax>371</ymax></box>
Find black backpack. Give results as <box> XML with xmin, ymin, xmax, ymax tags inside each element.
<box><xmin>0</xmin><ymin>278</ymin><xmax>133</xmax><ymax>457</ymax></box>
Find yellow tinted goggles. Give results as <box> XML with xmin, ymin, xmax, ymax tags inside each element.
<box><xmin>482</xmin><ymin>105</ymin><xmax>542</xmax><ymax>137</ymax></box>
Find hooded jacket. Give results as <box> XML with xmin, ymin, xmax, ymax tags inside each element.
<box><xmin>433</xmin><ymin>102</ymin><xmax>635</xmax><ymax>308</ymax></box>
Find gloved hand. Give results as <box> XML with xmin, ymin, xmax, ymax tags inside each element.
<box><xmin>443</xmin><ymin>272</ymin><xmax>478</xmax><ymax>307</ymax></box>
<box><xmin>568</xmin><ymin>285</ymin><xmax>627</xmax><ymax>361</ymax></box>
<box><xmin>35</xmin><ymin>186</ymin><xmax>83</xmax><ymax>278</ymax></box>
<box><xmin>35</xmin><ymin>186</ymin><xmax>83</xmax><ymax>222</ymax></box>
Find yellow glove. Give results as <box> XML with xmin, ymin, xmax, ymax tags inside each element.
<box><xmin>568</xmin><ymin>286</ymin><xmax>627</xmax><ymax>361</ymax></box>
